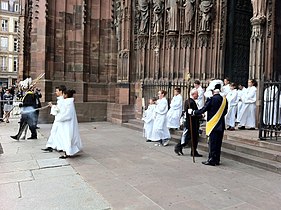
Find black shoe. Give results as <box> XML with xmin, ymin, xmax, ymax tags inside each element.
<box><xmin>202</xmin><ymin>160</ymin><xmax>216</xmax><ymax>166</ymax></box>
<box><xmin>191</xmin><ymin>151</ymin><xmax>203</xmax><ymax>157</ymax></box>
<box><xmin>248</xmin><ymin>127</ymin><xmax>255</xmax><ymax>130</ymax></box>
<box><xmin>10</xmin><ymin>135</ymin><xmax>19</xmax><ymax>140</ymax></box>
<box><xmin>59</xmin><ymin>155</ymin><xmax>70</xmax><ymax>159</ymax></box>
<box><xmin>238</xmin><ymin>126</ymin><xmax>245</xmax><ymax>130</ymax></box>
<box><xmin>56</xmin><ymin>150</ymin><xmax>63</xmax><ymax>152</ymax></box>
<box><xmin>41</xmin><ymin>147</ymin><xmax>53</xmax><ymax>152</ymax></box>
<box><xmin>146</xmin><ymin>140</ymin><xmax>152</xmax><ymax>142</ymax></box>
<box><xmin>27</xmin><ymin>136</ymin><xmax>37</xmax><ymax>140</ymax></box>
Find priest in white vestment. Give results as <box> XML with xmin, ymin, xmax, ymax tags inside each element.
<box><xmin>42</xmin><ymin>85</ymin><xmax>67</xmax><ymax>152</ymax></box>
<box><xmin>167</xmin><ymin>88</ymin><xmax>183</xmax><ymax>129</ymax></box>
<box><xmin>55</xmin><ymin>89</ymin><xmax>83</xmax><ymax>158</ymax></box>
<box><xmin>225</xmin><ymin>83</ymin><xmax>238</xmax><ymax>130</ymax></box>
<box><xmin>238</xmin><ymin>79</ymin><xmax>257</xmax><ymax>130</ymax></box>
<box><xmin>151</xmin><ymin>90</ymin><xmax>171</xmax><ymax>146</ymax></box>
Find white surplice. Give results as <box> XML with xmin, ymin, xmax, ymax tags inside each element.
<box><xmin>46</xmin><ymin>96</ymin><xmax>64</xmax><ymax>150</ymax></box>
<box><xmin>225</xmin><ymin>89</ymin><xmax>238</xmax><ymax>127</ymax></box>
<box><xmin>194</xmin><ymin>86</ymin><xmax>205</xmax><ymax>109</ymax></box>
<box><xmin>166</xmin><ymin>94</ymin><xmax>183</xmax><ymax>128</ymax></box>
<box><xmin>151</xmin><ymin>98</ymin><xmax>171</xmax><ymax>141</ymax></box>
<box><xmin>55</xmin><ymin>98</ymin><xmax>82</xmax><ymax>155</ymax></box>
<box><xmin>142</xmin><ymin>104</ymin><xmax>156</xmax><ymax>140</ymax></box>
<box><xmin>236</xmin><ymin>87</ymin><xmax>247</xmax><ymax>123</ymax></box>
<box><xmin>263</xmin><ymin>86</ymin><xmax>279</xmax><ymax>125</ymax></box>
<box><xmin>222</xmin><ymin>84</ymin><xmax>231</xmax><ymax>96</ymax></box>
<box><xmin>239</xmin><ymin>86</ymin><xmax>257</xmax><ymax>128</ymax></box>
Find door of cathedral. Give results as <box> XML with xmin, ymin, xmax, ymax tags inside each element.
<box><xmin>224</xmin><ymin>0</ymin><xmax>252</xmax><ymax>86</ymax></box>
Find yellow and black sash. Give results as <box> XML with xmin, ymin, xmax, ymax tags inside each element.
<box><xmin>206</xmin><ymin>97</ymin><xmax>227</xmax><ymax>136</ymax></box>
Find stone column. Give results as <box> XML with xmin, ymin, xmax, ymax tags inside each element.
<box><xmin>167</xmin><ymin>33</ymin><xmax>178</xmax><ymax>80</ymax></box>
<box><xmin>249</xmin><ymin>17</ymin><xmax>266</xmax><ymax>81</ymax></box>
<box><xmin>181</xmin><ymin>32</ymin><xmax>194</xmax><ymax>78</ymax></box>
<box><xmin>197</xmin><ymin>31</ymin><xmax>209</xmax><ymax>80</ymax></box>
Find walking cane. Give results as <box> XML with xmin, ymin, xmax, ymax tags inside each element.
<box><xmin>185</xmin><ymin>73</ymin><xmax>195</xmax><ymax>163</ymax></box>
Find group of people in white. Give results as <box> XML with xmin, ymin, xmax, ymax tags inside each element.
<box><xmin>142</xmin><ymin>78</ymin><xmax>259</xmax><ymax>147</ymax></box>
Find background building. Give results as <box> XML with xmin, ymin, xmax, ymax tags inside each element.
<box><xmin>0</xmin><ymin>0</ymin><xmax>23</xmax><ymax>88</ymax></box>
<box><xmin>21</xmin><ymin>0</ymin><xmax>280</xmax><ymax>123</ymax></box>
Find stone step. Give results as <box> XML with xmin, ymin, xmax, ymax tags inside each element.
<box><xmin>222</xmin><ymin>140</ymin><xmax>281</xmax><ymax>163</ymax></box>
<box><xmin>226</xmin><ymin>135</ymin><xmax>281</xmax><ymax>152</ymax></box>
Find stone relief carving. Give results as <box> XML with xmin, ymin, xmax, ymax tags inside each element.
<box><xmin>199</xmin><ymin>0</ymin><xmax>213</xmax><ymax>32</ymax></box>
<box><xmin>251</xmin><ymin>0</ymin><xmax>267</xmax><ymax>19</ymax></box>
<box><xmin>181</xmin><ymin>35</ymin><xmax>193</xmax><ymax>48</ymax></box>
<box><xmin>152</xmin><ymin>0</ymin><xmax>164</xmax><ymax>33</ymax></box>
<box><xmin>138</xmin><ymin>0</ymin><xmax>149</xmax><ymax>34</ymax></box>
<box><xmin>166</xmin><ymin>0</ymin><xmax>179</xmax><ymax>32</ymax></box>
<box><xmin>114</xmin><ymin>0</ymin><xmax>122</xmax><ymax>44</ymax></box>
<box><xmin>183</xmin><ymin>0</ymin><xmax>196</xmax><ymax>32</ymax></box>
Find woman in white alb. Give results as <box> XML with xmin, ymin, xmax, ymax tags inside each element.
<box><xmin>55</xmin><ymin>89</ymin><xmax>83</xmax><ymax>158</ymax></box>
<box><xmin>151</xmin><ymin>90</ymin><xmax>171</xmax><ymax>146</ymax></box>
<box><xmin>238</xmin><ymin>79</ymin><xmax>257</xmax><ymax>130</ymax></box>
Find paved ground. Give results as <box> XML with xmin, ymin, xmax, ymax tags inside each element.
<box><xmin>1</xmin><ymin>120</ymin><xmax>281</xmax><ymax>210</ymax></box>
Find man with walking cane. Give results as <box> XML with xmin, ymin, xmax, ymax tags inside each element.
<box><xmin>188</xmin><ymin>81</ymin><xmax>227</xmax><ymax>166</ymax></box>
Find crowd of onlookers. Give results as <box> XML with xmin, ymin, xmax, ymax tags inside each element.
<box><xmin>142</xmin><ymin>77</ymin><xmax>259</xmax><ymax>148</ymax></box>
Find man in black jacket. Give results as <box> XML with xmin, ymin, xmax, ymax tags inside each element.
<box><xmin>174</xmin><ymin>89</ymin><xmax>203</xmax><ymax>157</ymax></box>
<box><xmin>188</xmin><ymin>83</ymin><xmax>227</xmax><ymax>166</ymax></box>
<box><xmin>11</xmin><ymin>87</ymin><xmax>37</xmax><ymax>140</ymax></box>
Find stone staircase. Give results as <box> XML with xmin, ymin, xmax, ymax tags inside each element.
<box><xmin>122</xmin><ymin>119</ymin><xmax>281</xmax><ymax>175</ymax></box>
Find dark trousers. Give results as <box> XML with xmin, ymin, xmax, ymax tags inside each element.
<box><xmin>16</xmin><ymin>113</ymin><xmax>37</xmax><ymax>138</ymax></box>
<box><xmin>175</xmin><ymin>128</ymin><xmax>199</xmax><ymax>154</ymax></box>
<box><xmin>208</xmin><ymin>130</ymin><xmax>224</xmax><ymax>164</ymax></box>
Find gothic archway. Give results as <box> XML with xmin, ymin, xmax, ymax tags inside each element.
<box><xmin>224</xmin><ymin>0</ymin><xmax>252</xmax><ymax>86</ymax></box>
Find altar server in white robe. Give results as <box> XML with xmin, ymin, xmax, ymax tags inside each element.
<box><xmin>56</xmin><ymin>89</ymin><xmax>83</xmax><ymax>158</ymax></box>
<box><xmin>151</xmin><ymin>90</ymin><xmax>171</xmax><ymax>146</ymax></box>
<box><xmin>142</xmin><ymin>97</ymin><xmax>157</xmax><ymax>141</ymax></box>
<box><xmin>42</xmin><ymin>85</ymin><xmax>67</xmax><ymax>152</ymax></box>
<box><xmin>167</xmin><ymin>88</ymin><xmax>183</xmax><ymax>129</ymax></box>
<box><xmin>193</xmin><ymin>80</ymin><xmax>205</xmax><ymax>109</ymax></box>
<box><xmin>238</xmin><ymin>79</ymin><xmax>257</xmax><ymax>130</ymax></box>
<box><xmin>222</xmin><ymin>77</ymin><xmax>231</xmax><ymax>96</ymax></box>
<box><xmin>225</xmin><ymin>83</ymin><xmax>238</xmax><ymax>130</ymax></box>
<box><xmin>263</xmin><ymin>85</ymin><xmax>279</xmax><ymax>125</ymax></box>
<box><xmin>236</xmin><ymin>84</ymin><xmax>246</xmax><ymax>123</ymax></box>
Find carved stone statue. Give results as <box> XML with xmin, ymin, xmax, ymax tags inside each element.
<box><xmin>199</xmin><ymin>0</ymin><xmax>213</xmax><ymax>32</ymax></box>
<box><xmin>114</xmin><ymin>0</ymin><xmax>122</xmax><ymax>49</ymax></box>
<box><xmin>183</xmin><ymin>0</ymin><xmax>195</xmax><ymax>32</ymax></box>
<box><xmin>166</xmin><ymin>0</ymin><xmax>179</xmax><ymax>32</ymax></box>
<box><xmin>251</xmin><ymin>0</ymin><xmax>267</xmax><ymax>18</ymax></box>
<box><xmin>138</xmin><ymin>0</ymin><xmax>149</xmax><ymax>34</ymax></box>
<box><xmin>152</xmin><ymin>0</ymin><xmax>164</xmax><ymax>33</ymax></box>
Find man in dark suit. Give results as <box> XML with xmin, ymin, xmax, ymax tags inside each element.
<box><xmin>188</xmin><ymin>83</ymin><xmax>228</xmax><ymax>166</ymax></box>
<box><xmin>175</xmin><ymin>89</ymin><xmax>203</xmax><ymax>157</ymax></box>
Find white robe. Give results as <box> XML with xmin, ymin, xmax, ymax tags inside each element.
<box><xmin>222</xmin><ymin>84</ymin><xmax>231</xmax><ymax>96</ymax></box>
<box><xmin>194</xmin><ymin>86</ymin><xmax>205</xmax><ymax>109</ymax></box>
<box><xmin>239</xmin><ymin>86</ymin><xmax>257</xmax><ymax>128</ymax></box>
<box><xmin>236</xmin><ymin>87</ymin><xmax>247</xmax><ymax>123</ymax></box>
<box><xmin>46</xmin><ymin>96</ymin><xmax>64</xmax><ymax>150</ymax></box>
<box><xmin>142</xmin><ymin>104</ymin><xmax>156</xmax><ymax>140</ymax></box>
<box><xmin>263</xmin><ymin>86</ymin><xmax>279</xmax><ymax>125</ymax></box>
<box><xmin>166</xmin><ymin>94</ymin><xmax>183</xmax><ymax>128</ymax></box>
<box><xmin>225</xmin><ymin>89</ymin><xmax>238</xmax><ymax>127</ymax></box>
<box><xmin>55</xmin><ymin>98</ymin><xmax>82</xmax><ymax>155</ymax></box>
<box><xmin>151</xmin><ymin>98</ymin><xmax>171</xmax><ymax>141</ymax></box>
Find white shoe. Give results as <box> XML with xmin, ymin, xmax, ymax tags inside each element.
<box><xmin>163</xmin><ymin>139</ymin><xmax>170</xmax><ymax>147</ymax></box>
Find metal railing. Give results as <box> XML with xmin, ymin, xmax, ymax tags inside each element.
<box><xmin>259</xmin><ymin>81</ymin><xmax>281</xmax><ymax>140</ymax></box>
<box><xmin>141</xmin><ymin>79</ymin><xmax>209</xmax><ymax>109</ymax></box>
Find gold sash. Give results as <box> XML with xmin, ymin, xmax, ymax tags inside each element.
<box><xmin>206</xmin><ymin>97</ymin><xmax>227</xmax><ymax>136</ymax></box>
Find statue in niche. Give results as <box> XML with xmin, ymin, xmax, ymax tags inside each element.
<box><xmin>166</xmin><ymin>0</ymin><xmax>179</xmax><ymax>32</ymax></box>
<box><xmin>251</xmin><ymin>0</ymin><xmax>267</xmax><ymax>19</ymax></box>
<box><xmin>183</xmin><ymin>0</ymin><xmax>195</xmax><ymax>32</ymax></box>
<box><xmin>199</xmin><ymin>0</ymin><xmax>213</xmax><ymax>32</ymax></box>
<box><xmin>138</xmin><ymin>0</ymin><xmax>149</xmax><ymax>34</ymax></box>
<box><xmin>114</xmin><ymin>1</ymin><xmax>122</xmax><ymax>46</ymax></box>
<box><xmin>152</xmin><ymin>0</ymin><xmax>164</xmax><ymax>33</ymax></box>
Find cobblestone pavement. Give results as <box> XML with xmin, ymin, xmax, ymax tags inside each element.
<box><xmin>1</xmin><ymin>120</ymin><xmax>281</xmax><ymax>210</ymax></box>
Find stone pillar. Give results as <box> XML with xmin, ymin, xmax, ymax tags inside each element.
<box><xmin>197</xmin><ymin>32</ymin><xmax>209</xmax><ymax>80</ymax></box>
<box><xmin>249</xmin><ymin>17</ymin><xmax>266</xmax><ymax>81</ymax></box>
<box><xmin>181</xmin><ymin>32</ymin><xmax>194</xmax><ymax>78</ymax></box>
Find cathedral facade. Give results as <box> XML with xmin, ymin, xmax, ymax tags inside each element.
<box><xmin>22</xmin><ymin>0</ymin><xmax>281</xmax><ymax>123</ymax></box>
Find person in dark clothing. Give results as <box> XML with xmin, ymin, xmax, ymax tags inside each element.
<box><xmin>34</xmin><ymin>88</ymin><xmax>42</xmax><ymax>128</ymax></box>
<box><xmin>188</xmin><ymin>83</ymin><xmax>228</xmax><ymax>166</ymax></box>
<box><xmin>11</xmin><ymin>88</ymin><xmax>37</xmax><ymax>140</ymax></box>
<box><xmin>174</xmin><ymin>89</ymin><xmax>203</xmax><ymax>157</ymax></box>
